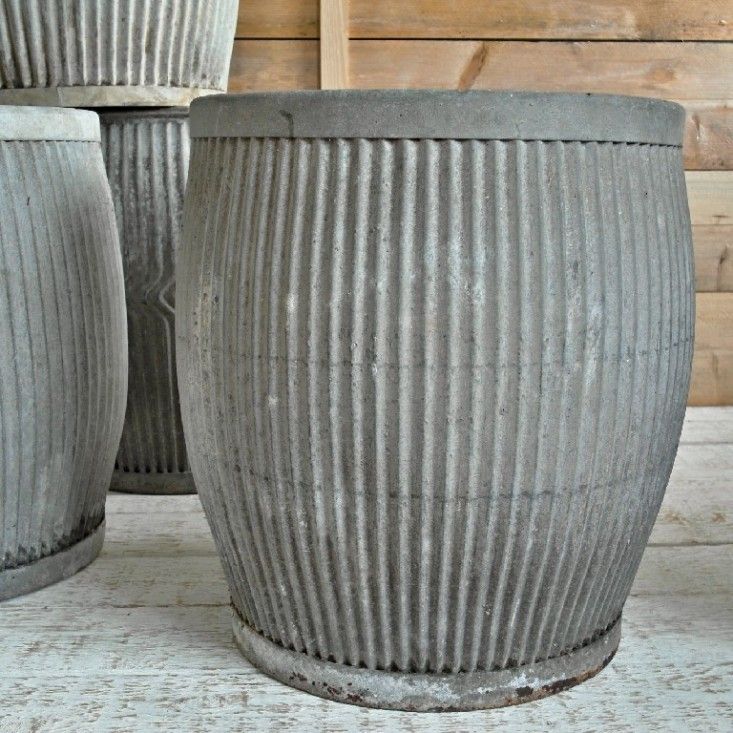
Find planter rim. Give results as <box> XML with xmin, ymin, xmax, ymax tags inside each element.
<box><xmin>190</xmin><ymin>90</ymin><xmax>684</xmax><ymax>145</ymax></box>
<box><xmin>0</xmin><ymin>106</ymin><xmax>100</xmax><ymax>142</ymax></box>
<box><xmin>99</xmin><ymin>107</ymin><xmax>189</xmax><ymax>123</ymax></box>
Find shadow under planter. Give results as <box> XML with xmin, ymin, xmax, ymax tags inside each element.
<box><xmin>100</xmin><ymin>109</ymin><xmax>195</xmax><ymax>495</ymax></box>
<box><xmin>0</xmin><ymin>107</ymin><xmax>127</xmax><ymax>601</ymax></box>
<box><xmin>177</xmin><ymin>91</ymin><xmax>695</xmax><ymax>711</ymax></box>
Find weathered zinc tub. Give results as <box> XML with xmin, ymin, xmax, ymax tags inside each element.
<box><xmin>176</xmin><ymin>91</ymin><xmax>694</xmax><ymax>710</ymax></box>
<box><xmin>100</xmin><ymin>108</ymin><xmax>193</xmax><ymax>494</ymax></box>
<box><xmin>0</xmin><ymin>0</ymin><xmax>239</xmax><ymax>107</ymax></box>
<box><xmin>0</xmin><ymin>106</ymin><xmax>127</xmax><ymax>600</ymax></box>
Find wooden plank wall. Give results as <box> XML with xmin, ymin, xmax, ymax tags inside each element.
<box><xmin>232</xmin><ymin>1</ymin><xmax>733</xmax><ymax>405</ymax></box>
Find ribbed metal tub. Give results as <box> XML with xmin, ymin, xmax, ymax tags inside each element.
<box><xmin>0</xmin><ymin>107</ymin><xmax>127</xmax><ymax>601</ymax></box>
<box><xmin>100</xmin><ymin>109</ymin><xmax>193</xmax><ymax>494</ymax></box>
<box><xmin>177</xmin><ymin>91</ymin><xmax>695</xmax><ymax>710</ymax></box>
<box><xmin>0</xmin><ymin>0</ymin><xmax>238</xmax><ymax>107</ymax></box>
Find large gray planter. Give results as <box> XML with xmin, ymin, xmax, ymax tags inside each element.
<box><xmin>100</xmin><ymin>108</ymin><xmax>193</xmax><ymax>494</ymax></box>
<box><xmin>177</xmin><ymin>91</ymin><xmax>694</xmax><ymax>711</ymax></box>
<box><xmin>0</xmin><ymin>0</ymin><xmax>238</xmax><ymax>107</ymax></box>
<box><xmin>0</xmin><ymin>106</ymin><xmax>127</xmax><ymax>601</ymax></box>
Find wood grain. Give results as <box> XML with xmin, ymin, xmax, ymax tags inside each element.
<box><xmin>679</xmin><ymin>406</ymin><xmax>733</xmax><ymax>443</ymax></box>
<box><xmin>229</xmin><ymin>40</ymin><xmax>319</xmax><ymax>90</ymax></box>
<box><xmin>320</xmin><ymin>0</ymin><xmax>349</xmax><ymax>89</ymax></box>
<box><xmin>234</xmin><ymin>1</ymin><xmax>733</xmax><ymax>40</ymax></box>
<box><xmin>350</xmin><ymin>0</ymin><xmax>733</xmax><ymax>41</ymax></box>
<box><xmin>347</xmin><ymin>40</ymin><xmax>733</xmax><ymax>99</ymax></box>
<box><xmin>688</xmin><ymin>171</ymin><xmax>733</xmax><ymax>227</ymax></box>
<box><xmin>684</xmin><ymin>102</ymin><xmax>733</xmax><ymax>170</ymax></box>
<box><xmin>694</xmin><ymin>226</ymin><xmax>733</xmax><ymax>291</ymax></box>
<box><xmin>229</xmin><ymin>40</ymin><xmax>733</xmax><ymax>98</ymax></box>
<box><xmin>236</xmin><ymin>0</ymin><xmax>318</xmax><ymax>38</ymax></box>
<box><xmin>691</xmin><ymin>293</ymin><xmax>733</xmax><ymax>405</ymax></box>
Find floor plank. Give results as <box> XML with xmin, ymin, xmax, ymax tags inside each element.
<box><xmin>680</xmin><ymin>406</ymin><xmax>733</xmax><ymax>443</ymax></box>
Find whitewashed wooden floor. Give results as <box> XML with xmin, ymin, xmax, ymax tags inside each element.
<box><xmin>1</xmin><ymin>407</ymin><xmax>731</xmax><ymax>732</ymax></box>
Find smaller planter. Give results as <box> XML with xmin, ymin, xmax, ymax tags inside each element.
<box><xmin>0</xmin><ymin>0</ymin><xmax>239</xmax><ymax>107</ymax></box>
<box><xmin>0</xmin><ymin>106</ymin><xmax>127</xmax><ymax>601</ymax></box>
<box><xmin>100</xmin><ymin>109</ymin><xmax>193</xmax><ymax>494</ymax></box>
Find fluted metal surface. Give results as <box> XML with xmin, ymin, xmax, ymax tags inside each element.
<box><xmin>0</xmin><ymin>137</ymin><xmax>127</xmax><ymax>594</ymax></box>
<box><xmin>178</xmin><ymin>137</ymin><xmax>694</xmax><ymax>676</ymax></box>
<box><xmin>0</xmin><ymin>0</ymin><xmax>237</xmax><ymax>92</ymax></box>
<box><xmin>101</xmin><ymin>110</ymin><xmax>191</xmax><ymax>491</ymax></box>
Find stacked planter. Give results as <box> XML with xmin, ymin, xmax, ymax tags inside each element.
<box><xmin>101</xmin><ymin>109</ymin><xmax>194</xmax><ymax>493</ymax></box>
<box><xmin>0</xmin><ymin>0</ymin><xmax>238</xmax><ymax>106</ymax></box>
<box><xmin>0</xmin><ymin>106</ymin><xmax>127</xmax><ymax>600</ymax></box>
<box><xmin>178</xmin><ymin>91</ymin><xmax>694</xmax><ymax>711</ymax></box>
<box><xmin>0</xmin><ymin>0</ymin><xmax>240</xmax><ymax>495</ymax></box>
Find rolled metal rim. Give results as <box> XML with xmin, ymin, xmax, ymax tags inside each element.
<box><xmin>190</xmin><ymin>90</ymin><xmax>684</xmax><ymax>145</ymax></box>
<box><xmin>0</xmin><ymin>521</ymin><xmax>105</xmax><ymax>602</ymax></box>
<box><xmin>110</xmin><ymin>472</ymin><xmax>196</xmax><ymax>495</ymax></box>
<box><xmin>233</xmin><ymin>610</ymin><xmax>621</xmax><ymax>712</ymax></box>
<box><xmin>0</xmin><ymin>106</ymin><xmax>100</xmax><ymax>142</ymax></box>
<box><xmin>0</xmin><ymin>85</ymin><xmax>221</xmax><ymax>110</ymax></box>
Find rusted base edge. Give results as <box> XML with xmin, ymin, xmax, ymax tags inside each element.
<box><xmin>110</xmin><ymin>471</ymin><xmax>196</xmax><ymax>495</ymax></box>
<box><xmin>0</xmin><ymin>85</ymin><xmax>220</xmax><ymax>108</ymax></box>
<box><xmin>233</xmin><ymin>610</ymin><xmax>621</xmax><ymax>712</ymax></box>
<box><xmin>0</xmin><ymin>521</ymin><xmax>105</xmax><ymax>603</ymax></box>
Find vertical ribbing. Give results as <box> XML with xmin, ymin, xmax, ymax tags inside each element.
<box><xmin>0</xmin><ymin>0</ymin><xmax>237</xmax><ymax>91</ymax></box>
<box><xmin>100</xmin><ymin>111</ymin><xmax>189</xmax><ymax>481</ymax></box>
<box><xmin>177</xmin><ymin>137</ymin><xmax>693</xmax><ymax>674</ymax></box>
<box><xmin>0</xmin><ymin>139</ymin><xmax>126</xmax><ymax>572</ymax></box>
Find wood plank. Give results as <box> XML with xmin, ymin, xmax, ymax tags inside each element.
<box><xmin>693</xmin><ymin>226</ymin><xmax>733</xmax><ymax>291</ymax></box>
<box><xmin>229</xmin><ymin>40</ymin><xmax>733</xmax><ymax>99</ymax></box>
<box><xmin>350</xmin><ymin>1</ymin><xmax>733</xmax><ymax>41</ymax></box>
<box><xmin>234</xmin><ymin>1</ymin><xmax>733</xmax><ymax>41</ymax></box>
<box><xmin>653</xmin><ymin>443</ymin><xmax>733</xmax><ymax>546</ymax></box>
<box><xmin>684</xmin><ymin>102</ymin><xmax>733</xmax><ymax>170</ymax></box>
<box><xmin>690</xmin><ymin>292</ymin><xmax>733</xmax><ymax>406</ymax></box>
<box><xmin>679</xmin><ymin>406</ymin><xmax>733</xmax><ymax>443</ymax></box>
<box><xmin>236</xmin><ymin>0</ymin><xmax>318</xmax><ymax>39</ymax></box>
<box><xmin>687</xmin><ymin>172</ymin><xmax>733</xmax><ymax>228</ymax></box>
<box><xmin>320</xmin><ymin>0</ymin><xmax>349</xmax><ymax>89</ymax></box>
<box><xmin>348</xmin><ymin>41</ymin><xmax>733</xmax><ymax>100</ymax></box>
<box><xmin>228</xmin><ymin>40</ymin><xmax>319</xmax><ymax>91</ymax></box>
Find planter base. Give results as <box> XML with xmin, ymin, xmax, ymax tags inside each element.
<box><xmin>0</xmin><ymin>85</ymin><xmax>219</xmax><ymax>108</ymax></box>
<box><xmin>233</xmin><ymin>612</ymin><xmax>621</xmax><ymax>711</ymax></box>
<box><xmin>110</xmin><ymin>471</ymin><xmax>196</xmax><ymax>495</ymax></box>
<box><xmin>0</xmin><ymin>521</ymin><xmax>105</xmax><ymax>602</ymax></box>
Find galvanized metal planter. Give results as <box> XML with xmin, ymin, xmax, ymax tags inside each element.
<box><xmin>0</xmin><ymin>107</ymin><xmax>127</xmax><ymax>601</ymax></box>
<box><xmin>177</xmin><ymin>91</ymin><xmax>694</xmax><ymax>711</ymax></box>
<box><xmin>100</xmin><ymin>109</ymin><xmax>193</xmax><ymax>495</ymax></box>
<box><xmin>0</xmin><ymin>0</ymin><xmax>238</xmax><ymax>107</ymax></box>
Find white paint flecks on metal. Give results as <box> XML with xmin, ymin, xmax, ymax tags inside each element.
<box><xmin>0</xmin><ymin>0</ymin><xmax>239</xmax><ymax>107</ymax></box>
<box><xmin>0</xmin><ymin>106</ymin><xmax>128</xmax><ymax>601</ymax></box>
<box><xmin>177</xmin><ymin>91</ymin><xmax>695</xmax><ymax>710</ymax></box>
<box><xmin>100</xmin><ymin>109</ymin><xmax>194</xmax><ymax>495</ymax></box>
